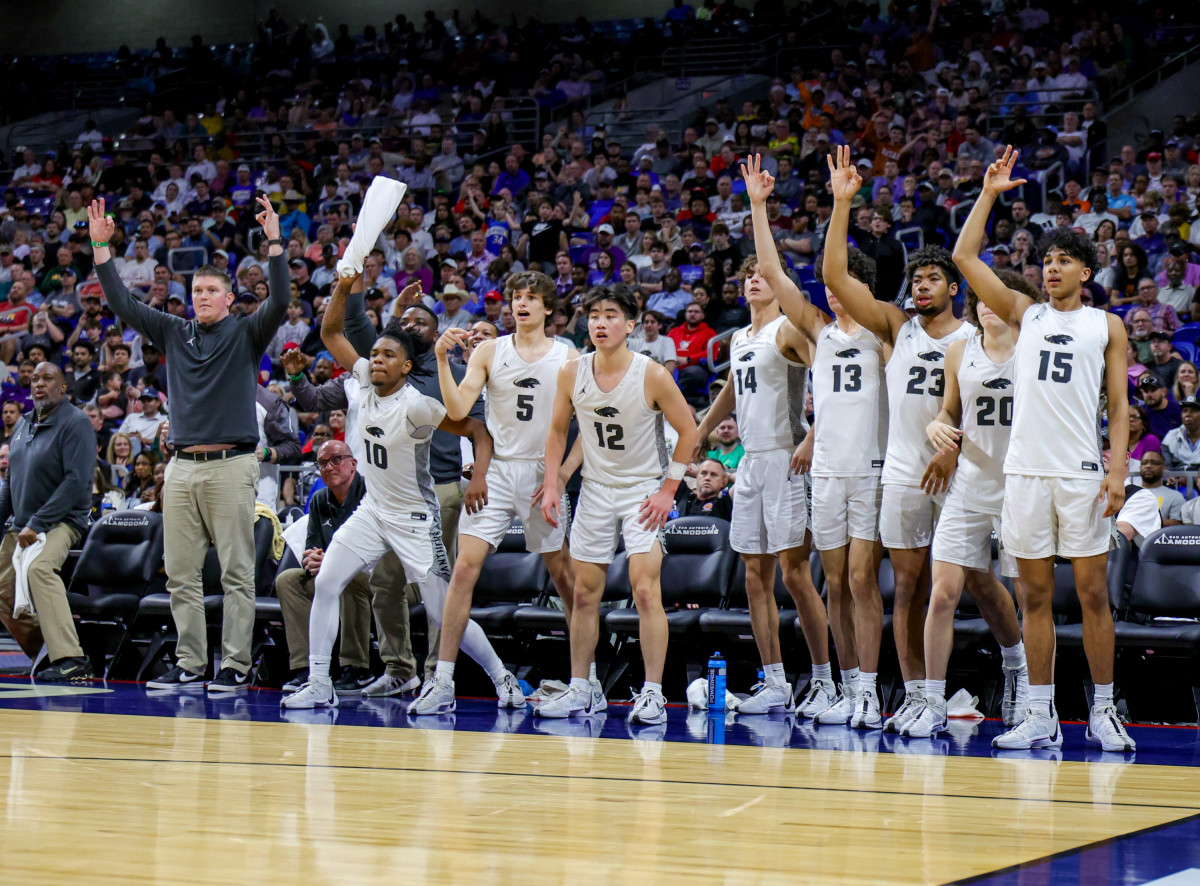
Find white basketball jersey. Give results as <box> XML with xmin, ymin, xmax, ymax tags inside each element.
<box><xmin>351</xmin><ymin>358</ymin><xmax>447</xmax><ymax>516</ymax></box>
<box><xmin>573</xmin><ymin>352</ymin><xmax>669</xmax><ymax>487</ymax></box>
<box><xmin>342</xmin><ymin>376</ymin><xmax>363</xmax><ymax>463</ymax></box>
<box><xmin>729</xmin><ymin>315</ymin><xmax>807</xmax><ymax>454</ymax></box>
<box><xmin>882</xmin><ymin>317</ymin><xmax>975</xmax><ymax>487</ymax></box>
<box><xmin>485</xmin><ymin>336</ymin><xmax>570</xmax><ymax>461</ymax></box>
<box><xmin>953</xmin><ymin>335</ymin><xmax>1015</xmax><ymax>515</ymax></box>
<box><xmin>811</xmin><ymin>321</ymin><xmax>888</xmax><ymax>477</ymax></box>
<box><xmin>1005</xmin><ymin>302</ymin><xmax>1109</xmax><ymax>479</ymax></box>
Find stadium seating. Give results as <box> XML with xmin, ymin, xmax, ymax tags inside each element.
<box><xmin>468</xmin><ymin>519</ymin><xmax>551</xmax><ymax>636</ymax></box>
<box><xmin>1112</xmin><ymin>526</ymin><xmax>1200</xmax><ymax>652</ymax></box>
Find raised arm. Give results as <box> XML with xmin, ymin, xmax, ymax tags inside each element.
<box><xmin>320</xmin><ymin>273</ymin><xmax>367</xmax><ymax>372</ymax></box>
<box><xmin>1101</xmin><ymin>314</ymin><xmax>1130</xmax><ymax>518</ymax></box>
<box><xmin>823</xmin><ymin>146</ymin><xmax>907</xmax><ymax>343</ymax></box>
<box><xmin>88</xmin><ymin>198</ymin><xmax>174</xmax><ymax>345</ymax></box>
<box><xmin>951</xmin><ymin>146</ymin><xmax>1035</xmax><ymax>327</ymax></box>
<box><xmin>641</xmin><ymin>362</ymin><xmax>700</xmax><ymax>530</ymax></box>
<box><xmin>541</xmin><ymin>359</ymin><xmax>578</xmax><ymax>528</ymax></box>
<box><xmin>434</xmin><ymin>331</ymin><xmax>491</xmax><ymax>421</ymax></box>
<box><xmin>249</xmin><ymin>195</ymin><xmax>291</xmax><ymax>350</ymax></box>
<box><xmin>741</xmin><ymin>154</ymin><xmax>829</xmax><ymax>339</ymax></box>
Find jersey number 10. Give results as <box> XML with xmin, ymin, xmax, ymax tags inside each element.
<box><xmin>364</xmin><ymin>441</ymin><xmax>388</xmax><ymax>469</ymax></box>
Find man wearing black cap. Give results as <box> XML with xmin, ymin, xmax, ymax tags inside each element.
<box><xmin>1146</xmin><ymin>329</ymin><xmax>1183</xmax><ymax>390</ymax></box>
<box><xmin>1162</xmin><ymin>396</ymin><xmax>1200</xmax><ymax>472</ymax></box>
<box><xmin>311</xmin><ymin>243</ymin><xmax>339</xmax><ymax>292</ymax></box>
<box><xmin>90</xmin><ymin>195</ymin><xmax>289</xmax><ymax>692</ymax></box>
<box><xmin>1138</xmin><ymin>373</ymin><xmax>1183</xmax><ymax>439</ymax></box>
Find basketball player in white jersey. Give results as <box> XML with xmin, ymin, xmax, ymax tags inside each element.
<box><xmin>899</xmin><ymin>274</ymin><xmax>1040</xmax><ymax>738</ymax></box>
<box><xmin>952</xmin><ymin>146</ymin><xmax>1134</xmax><ymax>752</ymax></box>
<box><xmin>282</xmin><ymin>274</ymin><xmax>525</xmax><ymax>710</ymax></box>
<box><xmin>539</xmin><ymin>285</ymin><xmax>698</xmax><ymax>724</ymax></box>
<box><xmin>410</xmin><ymin>271</ymin><xmax>596</xmax><ymax>714</ymax></box>
<box><xmin>824</xmin><ymin>146</ymin><xmax>976</xmax><ymax>731</ymax></box>
<box><xmin>688</xmin><ymin>155</ymin><xmax>838</xmax><ymax>716</ymax></box>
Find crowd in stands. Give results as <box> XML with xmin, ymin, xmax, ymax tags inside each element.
<box><xmin>0</xmin><ymin>0</ymin><xmax>1198</xmax><ymax>532</ymax></box>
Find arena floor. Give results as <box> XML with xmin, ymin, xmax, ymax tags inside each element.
<box><xmin>2</xmin><ymin>679</ymin><xmax>1200</xmax><ymax>884</ymax></box>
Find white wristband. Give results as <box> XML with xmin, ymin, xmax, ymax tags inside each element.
<box><xmin>665</xmin><ymin>461</ymin><xmax>687</xmax><ymax>482</ymax></box>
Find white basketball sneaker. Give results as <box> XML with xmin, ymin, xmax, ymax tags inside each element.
<box><xmin>736</xmin><ymin>681</ymin><xmax>793</xmax><ymax>715</ymax></box>
<box><xmin>992</xmin><ymin>707</ymin><xmax>1062</xmax><ymax>750</ymax></box>
<box><xmin>901</xmin><ymin>696</ymin><xmax>947</xmax><ymax>738</ymax></box>
<box><xmin>884</xmin><ymin>689</ymin><xmax>926</xmax><ymax>733</ymax></box>
<box><xmin>1001</xmin><ymin>664</ymin><xmax>1030</xmax><ymax>727</ymax></box>
<box><xmin>589</xmin><ymin>678</ymin><xmax>608</xmax><ymax>713</ymax></box>
<box><xmin>495</xmin><ymin>672</ymin><xmax>526</xmax><ymax>709</ymax></box>
<box><xmin>1086</xmin><ymin>704</ymin><xmax>1136</xmax><ymax>752</ymax></box>
<box><xmin>851</xmin><ymin>687</ymin><xmax>883</xmax><ymax>729</ymax></box>
<box><xmin>627</xmin><ymin>688</ymin><xmax>668</xmax><ymax>725</ymax></box>
<box><xmin>280</xmin><ymin>679</ymin><xmax>339</xmax><ymax>710</ymax></box>
<box><xmin>795</xmin><ymin>678</ymin><xmax>838</xmax><ymax>719</ymax></box>
<box><xmin>409</xmin><ymin>677</ymin><xmax>457</xmax><ymax>715</ymax></box>
<box><xmin>361</xmin><ymin>673</ymin><xmax>421</xmax><ymax>698</ymax></box>
<box><xmin>534</xmin><ymin>685</ymin><xmax>589</xmax><ymax>718</ymax></box>
<box><xmin>815</xmin><ymin>683</ymin><xmax>859</xmax><ymax>725</ymax></box>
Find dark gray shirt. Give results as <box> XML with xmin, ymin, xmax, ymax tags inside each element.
<box><xmin>0</xmin><ymin>401</ymin><xmax>95</xmax><ymax>533</ymax></box>
<box><xmin>96</xmin><ymin>255</ymin><xmax>289</xmax><ymax>447</ymax></box>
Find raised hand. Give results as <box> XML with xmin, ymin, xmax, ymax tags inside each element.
<box><xmin>87</xmin><ymin>199</ymin><xmax>115</xmax><ymax>245</ymax></box>
<box><xmin>740</xmin><ymin>154</ymin><xmax>775</xmax><ymax>205</ymax></box>
<box><xmin>256</xmin><ymin>194</ymin><xmax>282</xmax><ymax>243</ymax></box>
<box><xmin>397</xmin><ymin>280</ymin><xmax>424</xmax><ymax>307</ymax></box>
<box><xmin>984</xmin><ymin>146</ymin><xmax>1029</xmax><ymax>196</ymax></box>
<box><xmin>434</xmin><ymin>327</ymin><xmax>469</xmax><ymax>359</ymax></box>
<box><xmin>825</xmin><ymin>145</ymin><xmax>862</xmax><ymax>204</ymax></box>
<box><xmin>281</xmin><ymin>348</ymin><xmax>312</xmax><ymax>378</ymax></box>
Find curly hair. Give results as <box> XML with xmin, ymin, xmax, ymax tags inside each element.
<box><xmin>504</xmin><ymin>269</ymin><xmax>557</xmax><ymax>312</ymax></box>
<box><xmin>1036</xmin><ymin>228</ymin><xmax>1098</xmax><ymax>275</ymax></box>
<box><xmin>845</xmin><ymin>247</ymin><xmax>877</xmax><ymax>292</ymax></box>
<box><xmin>903</xmin><ymin>245</ymin><xmax>960</xmax><ymax>290</ymax></box>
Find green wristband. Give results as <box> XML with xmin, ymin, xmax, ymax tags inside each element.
<box><xmin>287</xmin><ymin>372</ymin><xmax>305</xmax><ymax>382</ymax></box>
<box><xmin>91</xmin><ymin>241</ymin><xmax>108</xmax><ymax>248</ymax></box>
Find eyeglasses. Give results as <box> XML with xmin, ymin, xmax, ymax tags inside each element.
<box><xmin>317</xmin><ymin>454</ymin><xmax>351</xmax><ymax>470</ymax></box>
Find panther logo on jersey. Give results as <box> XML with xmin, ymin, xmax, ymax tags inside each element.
<box><xmin>738</xmin><ymin>351</ymin><xmax>756</xmax><ymax>362</ymax></box>
<box><xmin>917</xmin><ymin>351</ymin><xmax>944</xmax><ymax>362</ymax></box>
<box><xmin>982</xmin><ymin>378</ymin><xmax>1012</xmax><ymax>389</ymax></box>
<box><xmin>1044</xmin><ymin>334</ymin><xmax>1074</xmax><ymax>345</ymax></box>
<box><xmin>365</xmin><ymin>426</ymin><xmax>386</xmax><ymax>438</ymax></box>
<box><xmin>513</xmin><ymin>377</ymin><xmax>541</xmax><ymax>388</ymax></box>
<box><xmin>595</xmin><ymin>406</ymin><xmax>620</xmax><ymax>417</ymax></box>
<box><xmin>835</xmin><ymin>348</ymin><xmax>861</xmax><ymax>358</ymax></box>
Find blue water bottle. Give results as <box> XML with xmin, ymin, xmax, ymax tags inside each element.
<box><xmin>707</xmin><ymin>651</ymin><xmax>726</xmax><ymax>712</ymax></box>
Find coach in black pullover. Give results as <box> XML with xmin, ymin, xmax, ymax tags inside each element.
<box><xmin>90</xmin><ymin>196</ymin><xmax>288</xmax><ymax>690</ymax></box>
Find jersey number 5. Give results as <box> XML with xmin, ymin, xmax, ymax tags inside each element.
<box><xmin>592</xmin><ymin>421</ymin><xmax>625</xmax><ymax>450</ymax></box>
<box><xmin>516</xmin><ymin>393</ymin><xmax>534</xmax><ymax>422</ymax></box>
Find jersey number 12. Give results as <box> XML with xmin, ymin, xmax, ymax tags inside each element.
<box><xmin>593</xmin><ymin>421</ymin><xmax>625</xmax><ymax>450</ymax></box>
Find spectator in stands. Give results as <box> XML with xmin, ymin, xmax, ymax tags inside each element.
<box><xmin>1145</xmin><ymin>331</ymin><xmax>1183</xmax><ymax>390</ymax></box>
<box><xmin>90</xmin><ymin>195</ymin><xmax>288</xmax><ymax>691</ymax></box>
<box><xmin>275</xmin><ymin>439</ymin><xmax>374</xmax><ymax>693</ymax></box>
<box><xmin>1138</xmin><ymin>373</ymin><xmax>1183</xmax><ymax>440</ymax></box>
<box><xmin>0</xmin><ymin>362</ymin><xmax>95</xmax><ymax>681</ymax></box>
<box><xmin>647</xmin><ymin>267</ymin><xmax>690</xmax><ymax>318</ymax></box>
<box><xmin>1158</xmin><ymin>249</ymin><xmax>1198</xmax><ymax>319</ymax></box>
<box><xmin>1138</xmin><ymin>450</ymin><xmax>1185</xmax><ymax>526</ymax></box>
<box><xmin>118</xmin><ymin>388</ymin><xmax>166</xmax><ymax>456</ymax></box>
<box><xmin>1</xmin><ymin>360</ymin><xmax>35</xmax><ymax>413</ymax></box>
<box><xmin>627</xmin><ymin>309</ymin><xmax>676</xmax><ymax>372</ymax></box>
<box><xmin>675</xmin><ymin>457</ymin><xmax>733</xmax><ymax>520</ymax></box>
<box><xmin>1128</xmin><ymin>404</ymin><xmax>1162</xmax><ymax>482</ymax></box>
<box><xmin>0</xmin><ymin>279</ymin><xmax>34</xmax><ymax>365</ymax></box>
<box><xmin>1162</xmin><ymin>396</ymin><xmax>1200</xmax><ymax>472</ymax></box>
<box><xmin>668</xmin><ymin>301</ymin><xmax>715</xmax><ymax>404</ymax></box>
<box><xmin>1174</xmin><ymin>362</ymin><xmax>1199</xmax><ymax>403</ymax></box>
<box><xmin>0</xmin><ymin>402</ymin><xmax>20</xmax><ymax>446</ymax></box>
<box><xmin>705</xmin><ymin>416</ymin><xmax>744</xmax><ymax>476</ymax></box>
<box><xmin>1127</xmin><ymin>308</ymin><xmax>1155</xmax><ymax>365</ymax></box>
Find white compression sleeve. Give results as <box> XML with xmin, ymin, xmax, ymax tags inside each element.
<box><xmin>338</xmin><ymin>178</ymin><xmax>407</xmax><ymax>277</ymax></box>
<box><xmin>308</xmin><ymin>541</ymin><xmax>373</xmax><ymax>681</ymax></box>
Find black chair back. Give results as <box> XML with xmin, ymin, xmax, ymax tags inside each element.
<box><xmin>660</xmin><ymin>517</ymin><xmax>737</xmax><ymax>608</ymax></box>
<box><xmin>1127</xmin><ymin>527</ymin><xmax>1200</xmax><ymax>617</ymax></box>
<box><xmin>72</xmin><ymin>511</ymin><xmax>164</xmax><ymax>591</ymax></box>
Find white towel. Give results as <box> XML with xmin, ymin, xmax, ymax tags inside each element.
<box><xmin>337</xmin><ymin>179</ymin><xmax>408</xmax><ymax>278</ymax></box>
<box><xmin>12</xmin><ymin>533</ymin><xmax>47</xmax><ymax>618</ymax></box>
<box><xmin>947</xmin><ymin>687</ymin><xmax>984</xmax><ymax>719</ymax></box>
<box><xmin>282</xmin><ymin>515</ymin><xmax>309</xmax><ymax>563</ymax></box>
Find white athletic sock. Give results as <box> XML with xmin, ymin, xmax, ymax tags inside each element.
<box><xmin>643</xmin><ymin>681</ymin><xmax>663</xmax><ymax>697</ymax></box>
<box><xmin>1093</xmin><ymin>683</ymin><xmax>1114</xmax><ymax>709</ymax></box>
<box><xmin>812</xmin><ymin>662</ymin><xmax>833</xmax><ymax>683</ymax></box>
<box><xmin>924</xmin><ymin>679</ymin><xmax>947</xmax><ymax>704</ymax></box>
<box><xmin>765</xmin><ymin>662</ymin><xmax>785</xmax><ymax>685</ymax></box>
<box><xmin>904</xmin><ymin>679</ymin><xmax>923</xmax><ymax>698</ymax></box>
<box><xmin>1001</xmin><ymin>641</ymin><xmax>1026</xmax><ymax>669</ymax></box>
<box><xmin>589</xmin><ymin>661</ymin><xmax>598</xmax><ymax>681</ymax></box>
<box><xmin>1029</xmin><ymin>684</ymin><xmax>1054</xmax><ymax>718</ymax></box>
<box><xmin>435</xmin><ymin>661</ymin><xmax>455</xmax><ymax>684</ymax></box>
<box><xmin>310</xmin><ymin>655</ymin><xmax>332</xmax><ymax>684</ymax></box>
<box><xmin>570</xmin><ymin>677</ymin><xmax>590</xmax><ymax>693</ymax></box>
<box><xmin>858</xmin><ymin>671</ymin><xmax>877</xmax><ymax>695</ymax></box>
<box><xmin>842</xmin><ymin>666</ymin><xmax>861</xmax><ymax>688</ymax></box>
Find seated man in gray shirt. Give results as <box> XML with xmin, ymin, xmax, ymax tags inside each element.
<box><xmin>0</xmin><ymin>363</ymin><xmax>95</xmax><ymax>681</ymax></box>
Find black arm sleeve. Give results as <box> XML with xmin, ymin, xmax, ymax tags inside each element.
<box><xmin>289</xmin><ymin>374</ymin><xmax>350</xmax><ymax>412</ymax></box>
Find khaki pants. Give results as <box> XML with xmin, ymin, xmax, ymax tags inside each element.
<box><xmin>0</xmin><ymin>524</ymin><xmax>83</xmax><ymax>662</ymax></box>
<box><xmin>409</xmin><ymin>481</ymin><xmax>462</xmax><ymax>680</ymax></box>
<box><xmin>163</xmin><ymin>454</ymin><xmax>259</xmax><ymax>676</ymax></box>
<box><xmin>276</xmin><ymin>568</ymin><xmax>372</xmax><ymax>671</ymax></box>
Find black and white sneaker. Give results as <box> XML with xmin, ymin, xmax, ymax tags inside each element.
<box><xmin>333</xmin><ymin>666</ymin><xmax>375</xmax><ymax>695</ymax></box>
<box><xmin>283</xmin><ymin>669</ymin><xmax>309</xmax><ymax>693</ymax></box>
<box><xmin>207</xmin><ymin>667</ymin><xmax>250</xmax><ymax>693</ymax></box>
<box><xmin>146</xmin><ymin>665</ymin><xmax>205</xmax><ymax>690</ymax></box>
<box><xmin>34</xmin><ymin>657</ymin><xmax>94</xmax><ymax>683</ymax></box>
